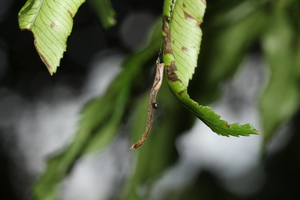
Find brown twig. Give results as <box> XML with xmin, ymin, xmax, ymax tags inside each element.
<box><xmin>130</xmin><ymin>58</ymin><xmax>164</xmax><ymax>149</ymax></box>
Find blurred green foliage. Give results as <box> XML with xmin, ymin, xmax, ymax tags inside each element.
<box><xmin>23</xmin><ymin>0</ymin><xmax>300</xmax><ymax>200</ymax></box>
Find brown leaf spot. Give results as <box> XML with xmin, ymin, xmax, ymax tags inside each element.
<box><xmin>178</xmin><ymin>91</ymin><xmax>184</xmax><ymax>96</ymax></box>
<box><xmin>50</xmin><ymin>22</ymin><xmax>58</xmax><ymax>28</ymax></box>
<box><xmin>168</xmin><ymin>74</ymin><xmax>179</xmax><ymax>82</ymax></box>
<box><xmin>162</xmin><ymin>17</ymin><xmax>181</xmax><ymax>83</ymax></box>
<box><xmin>183</xmin><ymin>12</ymin><xmax>202</xmax><ymax>29</ymax></box>
<box><xmin>196</xmin><ymin>22</ymin><xmax>202</xmax><ymax>29</ymax></box>
<box><xmin>162</xmin><ymin>18</ymin><xmax>173</xmax><ymax>55</ymax></box>
<box><xmin>182</xmin><ymin>3</ymin><xmax>186</xmax><ymax>8</ymax></box>
<box><xmin>67</xmin><ymin>10</ymin><xmax>73</xmax><ymax>18</ymax></box>
<box><xmin>226</xmin><ymin>124</ymin><xmax>230</xmax><ymax>128</ymax></box>
<box><xmin>202</xmin><ymin>0</ymin><xmax>207</xmax><ymax>5</ymax></box>
<box><xmin>184</xmin><ymin>11</ymin><xmax>195</xmax><ymax>20</ymax></box>
<box><xmin>167</xmin><ymin>61</ymin><xmax>177</xmax><ymax>75</ymax></box>
<box><xmin>172</xmin><ymin>40</ymin><xmax>175</xmax><ymax>44</ymax></box>
<box><xmin>181</xmin><ymin>46</ymin><xmax>188</xmax><ymax>52</ymax></box>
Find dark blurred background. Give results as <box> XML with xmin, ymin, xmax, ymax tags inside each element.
<box><xmin>1</xmin><ymin>0</ymin><xmax>300</xmax><ymax>200</ymax></box>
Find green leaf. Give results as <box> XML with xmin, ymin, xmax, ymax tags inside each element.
<box><xmin>18</xmin><ymin>0</ymin><xmax>86</xmax><ymax>74</ymax></box>
<box><xmin>162</xmin><ymin>0</ymin><xmax>259</xmax><ymax>137</ymax></box>
<box><xmin>260</xmin><ymin>11</ymin><xmax>300</xmax><ymax>143</ymax></box>
<box><xmin>167</xmin><ymin>0</ymin><xmax>205</xmax><ymax>87</ymax></box>
<box><xmin>89</xmin><ymin>0</ymin><xmax>116</xmax><ymax>29</ymax></box>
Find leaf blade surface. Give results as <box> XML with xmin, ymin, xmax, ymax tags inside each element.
<box><xmin>18</xmin><ymin>0</ymin><xmax>86</xmax><ymax>74</ymax></box>
<box><xmin>162</xmin><ymin>0</ymin><xmax>259</xmax><ymax>137</ymax></box>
